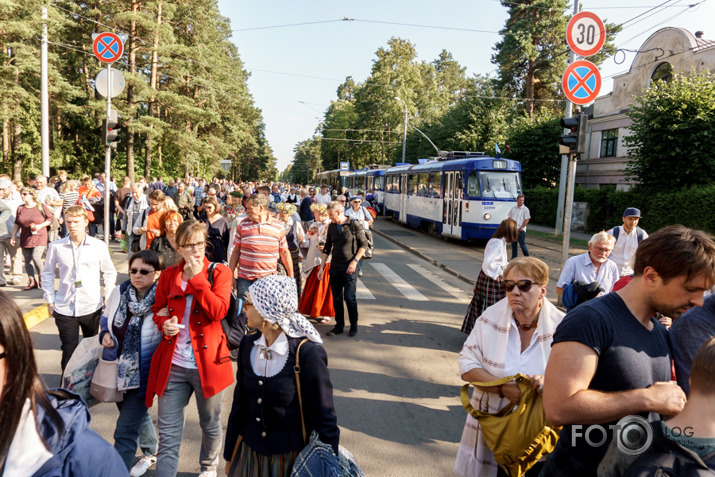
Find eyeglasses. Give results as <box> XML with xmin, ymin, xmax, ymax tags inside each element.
<box><xmin>503</xmin><ymin>279</ymin><xmax>537</xmax><ymax>293</ymax></box>
<box><xmin>0</xmin><ymin>351</ymin><xmax>6</xmax><ymax>360</ymax></box>
<box><xmin>130</xmin><ymin>268</ymin><xmax>156</xmax><ymax>275</ymax></box>
<box><xmin>181</xmin><ymin>241</ymin><xmax>206</xmax><ymax>250</ymax></box>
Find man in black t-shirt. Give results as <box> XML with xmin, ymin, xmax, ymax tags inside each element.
<box><xmin>318</xmin><ymin>201</ymin><xmax>367</xmax><ymax>337</ymax></box>
<box><xmin>541</xmin><ymin>225</ymin><xmax>715</xmax><ymax>476</ymax></box>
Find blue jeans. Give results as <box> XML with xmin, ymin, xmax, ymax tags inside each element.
<box><xmin>236</xmin><ymin>277</ymin><xmax>256</xmax><ymax>303</ymax></box>
<box><xmin>114</xmin><ymin>389</ymin><xmax>158</xmax><ymax>470</ymax></box>
<box><xmin>329</xmin><ymin>264</ymin><xmax>359</xmax><ymax>330</ymax></box>
<box><xmin>155</xmin><ymin>365</ymin><xmax>224</xmax><ymax>477</ymax></box>
<box><xmin>511</xmin><ymin>230</ymin><xmax>530</xmax><ymax>259</ymax></box>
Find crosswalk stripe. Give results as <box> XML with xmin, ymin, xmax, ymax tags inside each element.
<box><xmin>406</xmin><ymin>264</ymin><xmax>471</xmax><ymax>302</ymax></box>
<box><xmin>357</xmin><ymin>279</ymin><xmax>375</xmax><ymax>300</ymax></box>
<box><xmin>369</xmin><ymin>262</ymin><xmax>429</xmax><ymax>301</ymax></box>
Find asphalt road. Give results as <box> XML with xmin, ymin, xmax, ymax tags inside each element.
<box><xmin>25</xmin><ymin>230</ymin><xmax>475</xmax><ymax>477</ymax></box>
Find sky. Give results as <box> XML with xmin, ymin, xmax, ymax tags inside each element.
<box><xmin>215</xmin><ymin>0</ymin><xmax>714</xmax><ymax>172</ymax></box>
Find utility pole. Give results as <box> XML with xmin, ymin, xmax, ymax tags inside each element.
<box><xmin>40</xmin><ymin>5</ymin><xmax>49</xmax><ymax>176</ymax></box>
<box><xmin>555</xmin><ymin>0</ymin><xmax>580</xmax><ymax>236</ymax></box>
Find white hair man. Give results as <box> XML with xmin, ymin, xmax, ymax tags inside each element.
<box><xmin>556</xmin><ymin>231</ymin><xmax>620</xmax><ymax>300</ymax></box>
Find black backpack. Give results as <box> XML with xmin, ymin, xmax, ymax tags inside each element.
<box><xmin>207</xmin><ymin>262</ymin><xmax>245</xmax><ymax>351</ymax></box>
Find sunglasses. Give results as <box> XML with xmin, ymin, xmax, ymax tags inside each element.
<box><xmin>503</xmin><ymin>279</ymin><xmax>537</xmax><ymax>293</ymax></box>
<box><xmin>130</xmin><ymin>268</ymin><xmax>156</xmax><ymax>276</ymax></box>
<box><xmin>0</xmin><ymin>351</ymin><xmax>5</xmax><ymax>360</ymax></box>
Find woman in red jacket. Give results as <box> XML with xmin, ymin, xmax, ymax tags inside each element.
<box><xmin>145</xmin><ymin>219</ymin><xmax>234</xmax><ymax>477</ymax></box>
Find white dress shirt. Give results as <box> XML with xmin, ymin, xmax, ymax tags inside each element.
<box><xmin>482</xmin><ymin>237</ymin><xmax>508</xmax><ymax>280</ymax></box>
<box><xmin>314</xmin><ymin>193</ymin><xmax>331</xmax><ymax>205</ymax></box>
<box><xmin>250</xmin><ymin>332</ymin><xmax>289</xmax><ymax>378</ymax></box>
<box><xmin>41</xmin><ymin>235</ymin><xmax>117</xmax><ymax>316</ymax></box>
<box><xmin>608</xmin><ymin>226</ymin><xmax>648</xmax><ymax>277</ymax></box>
<box><xmin>557</xmin><ymin>252</ymin><xmax>620</xmax><ymax>293</ymax></box>
<box><xmin>508</xmin><ymin>205</ymin><xmax>531</xmax><ymax>231</ymax></box>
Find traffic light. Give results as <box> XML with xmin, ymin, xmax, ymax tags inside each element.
<box><xmin>102</xmin><ymin>109</ymin><xmax>120</xmax><ymax>147</ymax></box>
<box><xmin>559</xmin><ymin>113</ymin><xmax>588</xmax><ymax>156</ymax></box>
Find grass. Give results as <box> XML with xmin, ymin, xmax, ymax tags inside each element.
<box><xmin>528</xmin><ymin>229</ymin><xmax>589</xmax><ymax>248</ymax></box>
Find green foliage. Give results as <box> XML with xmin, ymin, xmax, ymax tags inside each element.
<box><xmin>525</xmin><ymin>184</ymin><xmax>715</xmax><ymax>235</ymax></box>
<box><xmin>503</xmin><ymin>114</ymin><xmax>562</xmax><ymax>189</ymax></box>
<box><xmin>624</xmin><ymin>71</ymin><xmax>715</xmax><ymax>191</ymax></box>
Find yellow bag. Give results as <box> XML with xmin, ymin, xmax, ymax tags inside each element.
<box><xmin>460</xmin><ymin>373</ymin><xmax>561</xmax><ymax>477</ymax></box>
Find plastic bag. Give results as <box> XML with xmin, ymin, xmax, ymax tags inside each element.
<box><xmin>61</xmin><ymin>337</ymin><xmax>103</xmax><ymax>407</ymax></box>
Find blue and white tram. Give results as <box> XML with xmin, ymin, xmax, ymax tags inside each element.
<box><xmin>384</xmin><ymin>153</ymin><xmax>522</xmax><ymax>240</ymax></box>
<box><xmin>345</xmin><ymin>166</ymin><xmax>388</xmax><ymax>210</ymax></box>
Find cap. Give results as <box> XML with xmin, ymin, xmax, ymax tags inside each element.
<box><xmin>350</xmin><ymin>196</ymin><xmax>362</xmax><ymax>202</ymax></box>
<box><xmin>623</xmin><ymin>207</ymin><xmax>641</xmax><ymax>218</ymax></box>
<box><xmin>0</xmin><ymin>179</ymin><xmax>11</xmax><ymax>189</ymax></box>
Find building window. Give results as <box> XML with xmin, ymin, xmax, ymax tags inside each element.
<box><xmin>651</xmin><ymin>62</ymin><xmax>673</xmax><ymax>84</ymax></box>
<box><xmin>601</xmin><ymin>129</ymin><xmax>618</xmax><ymax>157</ymax></box>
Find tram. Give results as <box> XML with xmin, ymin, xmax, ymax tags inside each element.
<box><xmin>383</xmin><ymin>152</ymin><xmax>522</xmax><ymax>240</ymax></box>
<box><xmin>344</xmin><ymin>165</ymin><xmax>388</xmax><ymax>209</ymax></box>
<box><xmin>316</xmin><ymin>169</ymin><xmax>344</xmax><ymax>192</ymax></box>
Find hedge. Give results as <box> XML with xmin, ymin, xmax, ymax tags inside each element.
<box><xmin>524</xmin><ymin>185</ymin><xmax>715</xmax><ymax>235</ymax></box>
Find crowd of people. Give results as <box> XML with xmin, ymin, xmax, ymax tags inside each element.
<box><xmin>1</xmin><ymin>172</ymin><xmax>375</xmax><ymax>477</ymax></box>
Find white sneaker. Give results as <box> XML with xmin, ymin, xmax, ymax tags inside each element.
<box><xmin>129</xmin><ymin>455</ymin><xmax>157</xmax><ymax>477</ymax></box>
<box><xmin>198</xmin><ymin>472</ymin><xmax>217</xmax><ymax>477</ymax></box>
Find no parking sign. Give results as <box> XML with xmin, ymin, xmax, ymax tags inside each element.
<box><xmin>92</xmin><ymin>32</ymin><xmax>124</xmax><ymax>63</ymax></box>
<box><xmin>562</xmin><ymin>60</ymin><xmax>601</xmax><ymax>105</ymax></box>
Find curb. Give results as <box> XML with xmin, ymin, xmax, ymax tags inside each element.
<box><xmin>24</xmin><ymin>304</ymin><xmax>50</xmax><ymax>329</ymax></box>
<box><xmin>371</xmin><ymin>228</ymin><xmax>474</xmax><ymax>285</ymax></box>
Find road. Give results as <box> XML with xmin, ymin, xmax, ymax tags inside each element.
<box><xmin>17</xmin><ymin>219</ymin><xmax>585</xmax><ymax>476</ymax></box>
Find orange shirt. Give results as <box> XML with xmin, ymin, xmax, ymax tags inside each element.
<box><xmin>145</xmin><ymin>210</ymin><xmax>165</xmax><ymax>249</ymax></box>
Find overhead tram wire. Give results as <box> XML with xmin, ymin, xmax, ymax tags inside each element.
<box><xmin>232</xmin><ymin>17</ymin><xmax>498</xmax><ymax>34</ymax></box>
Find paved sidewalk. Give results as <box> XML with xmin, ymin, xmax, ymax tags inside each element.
<box><xmin>371</xmin><ymin>217</ymin><xmax>589</xmax><ymax>303</ymax></box>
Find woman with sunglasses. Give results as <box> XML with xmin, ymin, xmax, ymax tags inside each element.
<box><xmin>455</xmin><ymin>257</ymin><xmax>564</xmax><ymax>477</ymax></box>
<box><xmin>11</xmin><ymin>187</ymin><xmax>53</xmax><ymax>290</ymax></box>
<box><xmin>99</xmin><ymin>250</ymin><xmax>164</xmax><ymax>476</ymax></box>
<box><xmin>224</xmin><ymin>275</ymin><xmax>339</xmax><ymax>476</ymax></box>
<box><xmin>145</xmin><ymin>219</ymin><xmax>233</xmax><ymax>477</ymax></box>
<box><xmin>0</xmin><ymin>290</ymin><xmax>128</xmax><ymax>476</ymax></box>
<box><xmin>461</xmin><ymin>218</ymin><xmax>519</xmax><ymax>334</ymax></box>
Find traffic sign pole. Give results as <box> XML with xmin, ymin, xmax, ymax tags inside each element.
<box><xmin>104</xmin><ymin>62</ymin><xmax>112</xmax><ymax>246</ymax></box>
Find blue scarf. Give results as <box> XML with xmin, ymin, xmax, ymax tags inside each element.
<box><xmin>115</xmin><ymin>283</ymin><xmax>157</xmax><ymax>391</ymax></box>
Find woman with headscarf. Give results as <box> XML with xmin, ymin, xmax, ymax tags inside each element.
<box><xmin>298</xmin><ymin>203</ymin><xmax>334</xmax><ymax>324</ymax></box>
<box><xmin>224</xmin><ymin>275</ymin><xmax>339</xmax><ymax>476</ymax></box>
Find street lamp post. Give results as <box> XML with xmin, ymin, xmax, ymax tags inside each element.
<box><xmin>394</xmin><ymin>97</ymin><xmax>407</xmax><ymax>163</ymax></box>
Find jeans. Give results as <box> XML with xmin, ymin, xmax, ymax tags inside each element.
<box><xmin>511</xmin><ymin>230</ymin><xmax>530</xmax><ymax>259</ymax></box>
<box><xmin>236</xmin><ymin>277</ymin><xmax>256</xmax><ymax>303</ymax></box>
<box><xmin>114</xmin><ymin>389</ymin><xmax>158</xmax><ymax>470</ymax></box>
<box><xmin>54</xmin><ymin>308</ymin><xmax>102</xmax><ymax>371</ymax></box>
<box><xmin>156</xmin><ymin>365</ymin><xmax>224</xmax><ymax>477</ymax></box>
<box><xmin>329</xmin><ymin>263</ymin><xmax>358</xmax><ymax>330</ymax></box>
<box><xmin>0</xmin><ymin>238</ymin><xmax>23</xmax><ymax>285</ymax></box>
<box><xmin>22</xmin><ymin>246</ymin><xmax>46</xmax><ymax>279</ymax></box>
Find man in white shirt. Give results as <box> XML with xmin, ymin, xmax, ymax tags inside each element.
<box><xmin>608</xmin><ymin>207</ymin><xmax>648</xmax><ymax>277</ymax></box>
<box><xmin>556</xmin><ymin>231</ymin><xmax>620</xmax><ymax>301</ymax></box>
<box><xmin>35</xmin><ymin>175</ymin><xmax>62</xmax><ymax>242</ymax></box>
<box><xmin>507</xmin><ymin>194</ymin><xmax>531</xmax><ymax>259</ymax></box>
<box><xmin>314</xmin><ymin>185</ymin><xmax>332</xmax><ymax>205</ymax></box>
<box><xmin>0</xmin><ymin>179</ymin><xmax>23</xmax><ymax>285</ymax></box>
<box><xmin>42</xmin><ymin>205</ymin><xmax>117</xmax><ymax>371</ymax></box>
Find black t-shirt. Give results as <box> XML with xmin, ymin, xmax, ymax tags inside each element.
<box><xmin>322</xmin><ymin>218</ymin><xmax>367</xmax><ymax>267</ymax></box>
<box><xmin>549</xmin><ymin>292</ymin><xmax>672</xmax><ymax>473</ymax></box>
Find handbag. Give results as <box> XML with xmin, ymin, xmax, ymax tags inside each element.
<box><xmin>461</xmin><ymin>373</ymin><xmax>560</xmax><ymax>477</ymax></box>
<box><xmin>38</xmin><ymin>203</ymin><xmax>60</xmax><ymax>232</ymax></box>
<box><xmin>89</xmin><ymin>357</ymin><xmax>124</xmax><ymax>403</ymax></box>
<box><xmin>61</xmin><ymin>336</ymin><xmax>103</xmax><ymax>407</ymax></box>
<box><xmin>290</xmin><ymin>339</ymin><xmax>364</xmax><ymax>477</ymax></box>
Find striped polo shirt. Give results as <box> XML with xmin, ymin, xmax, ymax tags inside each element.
<box><xmin>233</xmin><ymin>217</ymin><xmax>288</xmax><ymax>280</ymax></box>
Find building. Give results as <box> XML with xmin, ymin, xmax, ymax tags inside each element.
<box><xmin>577</xmin><ymin>28</ymin><xmax>715</xmax><ymax>190</ymax></box>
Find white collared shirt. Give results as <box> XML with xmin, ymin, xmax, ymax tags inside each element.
<box><xmin>482</xmin><ymin>237</ymin><xmax>508</xmax><ymax>280</ymax></box>
<box><xmin>508</xmin><ymin>204</ymin><xmax>531</xmax><ymax>231</ymax></box>
<box><xmin>250</xmin><ymin>332</ymin><xmax>289</xmax><ymax>378</ymax></box>
<box><xmin>608</xmin><ymin>226</ymin><xmax>648</xmax><ymax>277</ymax></box>
<box><xmin>314</xmin><ymin>193</ymin><xmax>331</xmax><ymax>205</ymax></box>
<box><xmin>41</xmin><ymin>235</ymin><xmax>117</xmax><ymax>316</ymax></box>
<box><xmin>557</xmin><ymin>252</ymin><xmax>620</xmax><ymax>293</ymax></box>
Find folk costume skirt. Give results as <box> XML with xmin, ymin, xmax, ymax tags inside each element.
<box><xmin>460</xmin><ymin>271</ymin><xmax>505</xmax><ymax>334</ymax></box>
<box><xmin>227</xmin><ymin>436</ymin><xmax>299</xmax><ymax>477</ymax></box>
<box><xmin>298</xmin><ymin>263</ymin><xmax>335</xmax><ymax>318</ymax></box>
<box><xmin>290</xmin><ymin>248</ymin><xmax>303</xmax><ymax>299</ymax></box>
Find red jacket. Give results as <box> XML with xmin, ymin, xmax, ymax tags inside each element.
<box><xmin>145</xmin><ymin>257</ymin><xmax>234</xmax><ymax>407</ymax></box>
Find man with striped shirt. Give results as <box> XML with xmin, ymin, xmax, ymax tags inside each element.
<box><xmin>228</xmin><ymin>193</ymin><xmax>293</xmax><ymax>303</ymax></box>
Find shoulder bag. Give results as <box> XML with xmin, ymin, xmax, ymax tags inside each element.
<box><xmin>38</xmin><ymin>203</ymin><xmax>60</xmax><ymax>232</ymax></box>
<box><xmin>90</xmin><ymin>357</ymin><xmax>124</xmax><ymax>403</ymax></box>
<box><xmin>461</xmin><ymin>373</ymin><xmax>560</xmax><ymax>477</ymax></box>
<box><xmin>208</xmin><ymin>262</ymin><xmax>244</xmax><ymax>352</ymax></box>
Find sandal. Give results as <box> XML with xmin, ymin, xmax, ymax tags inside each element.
<box><xmin>24</xmin><ymin>278</ymin><xmax>37</xmax><ymax>290</ymax></box>
<box><xmin>318</xmin><ymin>317</ymin><xmax>331</xmax><ymax>324</ymax></box>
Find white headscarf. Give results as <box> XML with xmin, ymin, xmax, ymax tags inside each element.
<box><xmin>248</xmin><ymin>275</ymin><xmax>323</xmax><ymax>343</ymax></box>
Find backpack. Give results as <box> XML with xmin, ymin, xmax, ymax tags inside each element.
<box><xmin>348</xmin><ymin>218</ymin><xmax>373</xmax><ymax>260</ymax></box>
<box><xmin>208</xmin><ymin>262</ymin><xmax>245</xmax><ymax>351</ymax></box>
<box><xmin>612</xmin><ymin>226</ymin><xmax>645</xmax><ymax>243</ymax></box>
<box><xmin>561</xmin><ymin>281</ymin><xmax>603</xmax><ymax>312</ymax></box>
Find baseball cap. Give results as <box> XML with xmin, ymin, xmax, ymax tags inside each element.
<box><xmin>623</xmin><ymin>207</ymin><xmax>641</xmax><ymax>218</ymax></box>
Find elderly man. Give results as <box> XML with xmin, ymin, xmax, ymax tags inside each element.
<box><xmin>556</xmin><ymin>231</ymin><xmax>620</xmax><ymax>300</ymax></box>
<box><xmin>607</xmin><ymin>207</ymin><xmax>648</xmax><ymax>277</ymax></box>
<box><xmin>35</xmin><ymin>175</ymin><xmax>63</xmax><ymax>242</ymax></box>
<box><xmin>542</xmin><ymin>225</ymin><xmax>715</xmax><ymax>476</ymax></box>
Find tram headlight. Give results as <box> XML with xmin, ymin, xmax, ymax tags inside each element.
<box><xmin>484</xmin><ymin>213</ymin><xmax>491</xmax><ymax>220</ymax></box>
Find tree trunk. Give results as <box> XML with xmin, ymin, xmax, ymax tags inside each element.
<box><xmin>144</xmin><ymin>0</ymin><xmax>162</xmax><ymax>179</ymax></box>
<box><xmin>526</xmin><ymin>58</ymin><xmax>535</xmax><ymax>119</ymax></box>
<box><xmin>12</xmin><ymin>121</ymin><xmax>22</xmax><ymax>181</ymax></box>
<box><xmin>125</xmin><ymin>0</ymin><xmax>140</xmax><ymax>181</ymax></box>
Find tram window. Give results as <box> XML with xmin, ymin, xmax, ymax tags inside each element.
<box><xmin>407</xmin><ymin>174</ymin><xmax>417</xmax><ymax>195</ymax></box>
<box><xmin>478</xmin><ymin>171</ymin><xmax>521</xmax><ymax>199</ymax></box>
<box><xmin>467</xmin><ymin>172</ymin><xmax>481</xmax><ymax>197</ymax></box>
<box><xmin>428</xmin><ymin>173</ymin><xmax>441</xmax><ymax>198</ymax></box>
<box><xmin>417</xmin><ymin>174</ymin><xmax>429</xmax><ymax>197</ymax></box>
<box><xmin>375</xmin><ymin>176</ymin><xmax>383</xmax><ymax>190</ymax></box>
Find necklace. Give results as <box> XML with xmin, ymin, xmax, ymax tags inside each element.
<box><xmin>514</xmin><ymin>316</ymin><xmax>538</xmax><ymax>331</ymax></box>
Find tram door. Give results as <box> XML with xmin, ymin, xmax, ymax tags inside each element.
<box><xmin>442</xmin><ymin>171</ymin><xmax>463</xmax><ymax>238</ymax></box>
<box><xmin>399</xmin><ymin>174</ymin><xmax>408</xmax><ymax>224</ymax></box>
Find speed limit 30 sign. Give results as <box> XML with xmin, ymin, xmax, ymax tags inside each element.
<box><xmin>566</xmin><ymin>11</ymin><xmax>606</xmax><ymax>57</ymax></box>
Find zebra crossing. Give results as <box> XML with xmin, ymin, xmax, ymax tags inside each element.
<box><xmin>354</xmin><ymin>261</ymin><xmax>472</xmax><ymax>302</ymax></box>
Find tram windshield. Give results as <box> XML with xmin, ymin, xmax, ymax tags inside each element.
<box><xmin>468</xmin><ymin>171</ymin><xmax>521</xmax><ymax>199</ymax></box>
